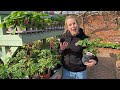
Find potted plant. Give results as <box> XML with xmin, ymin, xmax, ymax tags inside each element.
<box><xmin>36</xmin><ymin>49</ymin><xmax>61</xmax><ymax>79</ymax></box>
<box><xmin>75</xmin><ymin>38</ymin><xmax>101</xmax><ymax>63</ymax></box>
<box><xmin>1</xmin><ymin>36</ymin><xmax>61</xmax><ymax>79</ymax></box>
<box><xmin>0</xmin><ymin>11</ymin><xmax>27</xmax><ymax>34</ymax></box>
<box><xmin>6</xmin><ymin>49</ymin><xmax>30</xmax><ymax>79</ymax></box>
<box><xmin>75</xmin><ymin>38</ymin><xmax>101</xmax><ymax>55</ymax></box>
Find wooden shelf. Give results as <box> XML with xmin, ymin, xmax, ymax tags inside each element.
<box><xmin>6</xmin><ymin>30</ymin><xmax>44</xmax><ymax>34</ymax></box>
<box><xmin>6</xmin><ymin>27</ymin><xmax>64</xmax><ymax>34</ymax></box>
<box><xmin>50</xmin><ymin>68</ymin><xmax>62</xmax><ymax>79</ymax></box>
<box><xmin>0</xmin><ymin>30</ymin><xmax>64</xmax><ymax>46</ymax></box>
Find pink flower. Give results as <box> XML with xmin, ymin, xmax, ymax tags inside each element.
<box><xmin>86</xmin><ymin>52</ymin><xmax>93</xmax><ymax>56</ymax></box>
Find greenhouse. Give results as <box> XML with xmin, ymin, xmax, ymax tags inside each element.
<box><xmin>0</xmin><ymin>11</ymin><xmax>120</xmax><ymax>79</ymax></box>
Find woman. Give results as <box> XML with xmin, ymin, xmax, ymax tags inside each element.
<box><xmin>59</xmin><ymin>15</ymin><xmax>98</xmax><ymax>79</ymax></box>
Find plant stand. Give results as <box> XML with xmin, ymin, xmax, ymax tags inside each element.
<box><xmin>0</xmin><ymin>12</ymin><xmax>64</xmax><ymax>64</ymax></box>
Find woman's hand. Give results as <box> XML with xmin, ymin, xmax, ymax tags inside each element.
<box><xmin>84</xmin><ymin>59</ymin><xmax>97</xmax><ymax>67</ymax></box>
<box><xmin>60</xmin><ymin>41</ymin><xmax>68</xmax><ymax>51</ymax></box>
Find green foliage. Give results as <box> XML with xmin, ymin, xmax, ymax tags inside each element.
<box><xmin>0</xmin><ymin>64</ymin><xmax>9</xmax><ymax>79</ymax></box>
<box><xmin>46</xmin><ymin>37</ymin><xmax>60</xmax><ymax>49</ymax></box>
<box><xmin>0</xmin><ymin>11</ymin><xmax>65</xmax><ymax>32</ymax></box>
<box><xmin>7</xmin><ymin>62</ymin><xmax>25</xmax><ymax>79</ymax></box>
<box><xmin>0</xmin><ymin>37</ymin><xmax>61</xmax><ymax>79</ymax></box>
<box><xmin>96</xmin><ymin>42</ymin><xmax>120</xmax><ymax>49</ymax></box>
<box><xmin>76</xmin><ymin>38</ymin><xmax>120</xmax><ymax>56</ymax></box>
<box><xmin>36</xmin><ymin>49</ymin><xmax>60</xmax><ymax>74</ymax></box>
<box><xmin>76</xmin><ymin>38</ymin><xmax>102</xmax><ymax>55</ymax></box>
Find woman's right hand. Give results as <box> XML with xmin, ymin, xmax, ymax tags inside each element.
<box><xmin>60</xmin><ymin>41</ymin><xmax>68</xmax><ymax>51</ymax></box>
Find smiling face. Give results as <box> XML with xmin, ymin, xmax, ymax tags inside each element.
<box><xmin>66</xmin><ymin>18</ymin><xmax>79</xmax><ymax>36</ymax></box>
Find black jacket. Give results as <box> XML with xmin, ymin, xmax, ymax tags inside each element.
<box><xmin>59</xmin><ymin>28</ymin><xmax>98</xmax><ymax>72</ymax></box>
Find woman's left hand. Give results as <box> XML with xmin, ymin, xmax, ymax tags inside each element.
<box><xmin>84</xmin><ymin>59</ymin><xmax>97</xmax><ymax>67</ymax></box>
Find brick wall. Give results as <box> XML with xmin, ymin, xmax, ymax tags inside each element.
<box><xmin>78</xmin><ymin>14</ymin><xmax>120</xmax><ymax>43</ymax></box>
<box><xmin>97</xmin><ymin>48</ymin><xmax>120</xmax><ymax>58</ymax></box>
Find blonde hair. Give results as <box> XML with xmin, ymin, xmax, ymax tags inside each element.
<box><xmin>64</xmin><ymin>15</ymin><xmax>80</xmax><ymax>33</ymax></box>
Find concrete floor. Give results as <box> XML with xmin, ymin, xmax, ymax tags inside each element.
<box><xmin>87</xmin><ymin>57</ymin><xmax>117</xmax><ymax>79</ymax></box>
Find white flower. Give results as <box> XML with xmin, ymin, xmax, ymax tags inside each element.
<box><xmin>57</xmin><ymin>38</ymin><xmax>60</xmax><ymax>41</ymax></box>
<box><xmin>75</xmin><ymin>43</ymin><xmax>78</xmax><ymax>46</ymax></box>
<box><xmin>116</xmin><ymin>42</ymin><xmax>119</xmax><ymax>44</ymax></box>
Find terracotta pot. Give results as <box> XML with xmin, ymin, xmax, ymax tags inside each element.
<box><xmin>39</xmin><ymin>69</ymin><xmax>51</xmax><ymax>79</ymax></box>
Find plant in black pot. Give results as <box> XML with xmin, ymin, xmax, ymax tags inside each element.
<box><xmin>75</xmin><ymin>38</ymin><xmax>101</xmax><ymax>64</ymax></box>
